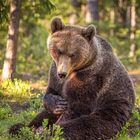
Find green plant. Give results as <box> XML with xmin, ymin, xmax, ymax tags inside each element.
<box><xmin>116</xmin><ymin>109</ymin><xmax>140</xmax><ymax>140</ymax></box>
<box><xmin>7</xmin><ymin>119</ymin><xmax>64</xmax><ymax>140</ymax></box>
<box><xmin>40</xmin><ymin>119</ymin><xmax>64</xmax><ymax>140</ymax></box>
<box><xmin>0</xmin><ymin>79</ymin><xmax>31</xmax><ymax>101</ymax></box>
<box><xmin>50</xmin><ymin>124</ymin><xmax>64</xmax><ymax>140</ymax></box>
<box><xmin>18</xmin><ymin>127</ymin><xmax>39</xmax><ymax>140</ymax></box>
<box><xmin>29</xmin><ymin>98</ymin><xmax>42</xmax><ymax>110</ymax></box>
<box><xmin>0</xmin><ymin>105</ymin><xmax>12</xmax><ymax>120</ymax></box>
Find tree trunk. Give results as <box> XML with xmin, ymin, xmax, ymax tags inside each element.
<box><xmin>129</xmin><ymin>0</ymin><xmax>136</xmax><ymax>59</ymax></box>
<box><xmin>69</xmin><ymin>13</ymin><xmax>77</xmax><ymax>25</ymax></box>
<box><xmin>126</xmin><ymin>6</ymin><xmax>131</xmax><ymax>27</ymax></box>
<box><xmin>2</xmin><ymin>0</ymin><xmax>21</xmax><ymax>80</ymax></box>
<box><xmin>81</xmin><ymin>4</ymin><xmax>87</xmax><ymax>21</ymax></box>
<box><xmin>110</xmin><ymin>7</ymin><xmax>115</xmax><ymax>36</ymax></box>
<box><xmin>86</xmin><ymin>0</ymin><xmax>99</xmax><ymax>23</ymax></box>
<box><xmin>71</xmin><ymin>0</ymin><xmax>81</xmax><ymax>9</ymax></box>
<box><xmin>114</xmin><ymin>0</ymin><xmax>127</xmax><ymax>27</ymax></box>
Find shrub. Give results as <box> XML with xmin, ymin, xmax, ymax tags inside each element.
<box><xmin>0</xmin><ymin>79</ymin><xmax>31</xmax><ymax>101</ymax></box>
<box><xmin>0</xmin><ymin>105</ymin><xmax>12</xmax><ymax>120</ymax></box>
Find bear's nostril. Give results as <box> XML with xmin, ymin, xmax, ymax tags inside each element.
<box><xmin>58</xmin><ymin>73</ymin><xmax>67</xmax><ymax>78</ymax></box>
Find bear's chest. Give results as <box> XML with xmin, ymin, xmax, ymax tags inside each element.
<box><xmin>61</xmin><ymin>73</ymin><xmax>103</xmax><ymax>119</ymax></box>
<box><xmin>62</xmin><ymin>73</ymin><xmax>100</xmax><ymax>103</ymax></box>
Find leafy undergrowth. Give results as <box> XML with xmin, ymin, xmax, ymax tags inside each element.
<box><xmin>0</xmin><ymin>79</ymin><xmax>64</xmax><ymax>140</ymax></box>
<box><xmin>0</xmin><ymin>79</ymin><xmax>140</xmax><ymax>140</ymax></box>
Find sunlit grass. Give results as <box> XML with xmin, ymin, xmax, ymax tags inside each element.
<box><xmin>0</xmin><ymin>79</ymin><xmax>31</xmax><ymax>102</ymax></box>
<box><xmin>135</xmin><ymin>84</ymin><xmax>140</xmax><ymax>107</ymax></box>
<box><xmin>0</xmin><ymin>79</ymin><xmax>64</xmax><ymax>139</ymax></box>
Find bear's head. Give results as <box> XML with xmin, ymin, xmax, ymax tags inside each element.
<box><xmin>47</xmin><ymin>17</ymin><xmax>97</xmax><ymax>79</ymax></box>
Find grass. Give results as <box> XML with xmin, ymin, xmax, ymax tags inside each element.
<box><xmin>0</xmin><ymin>79</ymin><xmax>64</xmax><ymax>140</ymax></box>
<box><xmin>0</xmin><ymin>79</ymin><xmax>140</xmax><ymax>140</ymax></box>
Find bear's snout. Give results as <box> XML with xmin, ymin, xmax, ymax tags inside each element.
<box><xmin>58</xmin><ymin>72</ymin><xmax>67</xmax><ymax>79</ymax></box>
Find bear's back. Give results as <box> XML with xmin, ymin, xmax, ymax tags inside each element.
<box><xmin>95</xmin><ymin>35</ymin><xmax>113</xmax><ymax>52</ymax></box>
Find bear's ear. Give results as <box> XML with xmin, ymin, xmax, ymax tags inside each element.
<box><xmin>82</xmin><ymin>25</ymin><xmax>96</xmax><ymax>41</ymax></box>
<box><xmin>51</xmin><ymin>17</ymin><xmax>65</xmax><ymax>33</ymax></box>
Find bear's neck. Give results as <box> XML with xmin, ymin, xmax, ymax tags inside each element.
<box><xmin>76</xmin><ymin>37</ymin><xmax>104</xmax><ymax>77</ymax></box>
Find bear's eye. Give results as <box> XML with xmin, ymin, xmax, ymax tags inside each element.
<box><xmin>70</xmin><ymin>53</ymin><xmax>76</xmax><ymax>59</ymax></box>
<box><xmin>56</xmin><ymin>48</ymin><xmax>62</xmax><ymax>55</ymax></box>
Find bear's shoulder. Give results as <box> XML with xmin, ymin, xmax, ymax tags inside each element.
<box><xmin>95</xmin><ymin>35</ymin><xmax>113</xmax><ymax>52</ymax></box>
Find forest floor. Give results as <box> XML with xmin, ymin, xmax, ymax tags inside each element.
<box><xmin>0</xmin><ymin>73</ymin><xmax>140</xmax><ymax>140</ymax></box>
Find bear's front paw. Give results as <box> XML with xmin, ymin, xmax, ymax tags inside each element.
<box><xmin>43</xmin><ymin>94</ymin><xmax>68</xmax><ymax>115</ymax></box>
<box><xmin>9</xmin><ymin>123</ymin><xmax>25</xmax><ymax>135</ymax></box>
<box><xmin>53</xmin><ymin>100</ymin><xmax>68</xmax><ymax>115</ymax></box>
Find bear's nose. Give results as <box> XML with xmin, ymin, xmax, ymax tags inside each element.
<box><xmin>58</xmin><ymin>72</ymin><xmax>67</xmax><ymax>78</ymax></box>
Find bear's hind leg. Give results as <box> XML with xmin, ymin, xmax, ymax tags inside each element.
<box><xmin>60</xmin><ymin>98</ymin><xmax>133</xmax><ymax>140</ymax></box>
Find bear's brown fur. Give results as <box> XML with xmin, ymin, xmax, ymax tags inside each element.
<box><xmin>10</xmin><ymin>18</ymin><xmax>135</xmax><ymax>140</ymax></box>
<box><xmin>45</xmin><ymin>18</ymin><xmax>135</xmax><ymax>139</ymax></box>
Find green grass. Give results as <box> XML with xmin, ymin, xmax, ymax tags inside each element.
<box><xmin>0</xmin><ymin>79</ymin><xmax>64</xmax><ymax>140</ymax></box>
<box><xmin>0</xmin><ymin>79</ymin><xmax>140</xmax><ymax>140</ymax></box>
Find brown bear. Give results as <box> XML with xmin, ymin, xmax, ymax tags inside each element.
<box><xmin>10</xmin><ymin>18</ymin><xmax>135</xmax><ymax>140</ymax></box>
